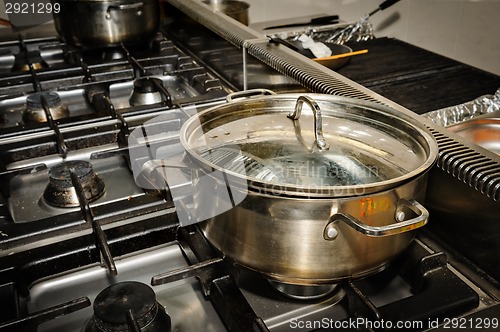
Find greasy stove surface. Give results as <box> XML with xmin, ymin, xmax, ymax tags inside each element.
<box><xmin>0</xmin><ymin>14</ymin><xmax>499</xmax><ymax>332</ymax></box>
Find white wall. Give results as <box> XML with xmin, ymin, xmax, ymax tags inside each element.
<box><xmin>246</xmin><ymin>0</ymin><xmax>500</xmax><ymax>76</ymax></box>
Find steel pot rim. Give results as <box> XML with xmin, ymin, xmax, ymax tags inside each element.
<box><xmin>180</xmin><ymin>92</ymin><xmax>439</xmax><ymax>198</ymax></box>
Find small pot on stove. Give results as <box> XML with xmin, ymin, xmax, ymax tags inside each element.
<box><xmin>23</xmin><ymin>92</ymin><xmax>70</xmax><ymax>123</ymax></box>
<box><xmin>51</xmin><ymin>0</ymin><xmax>160</xmax><ymax>47</ymax></box>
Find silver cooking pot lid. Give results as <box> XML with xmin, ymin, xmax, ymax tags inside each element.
<box><xmin>180</xmin><ymin>92</ymin><xmax>438</xmax><ymax>197</ymax></box>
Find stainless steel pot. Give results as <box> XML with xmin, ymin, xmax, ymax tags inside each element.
<box><xmin>180</xmin><ymin>90</ymin><xmax>438</xmax><ymax>284</ymax></box>
<box><xmin>51</xmin><ymin>0</ymin><xmax>160</xmax><ymax>47</ymax></box>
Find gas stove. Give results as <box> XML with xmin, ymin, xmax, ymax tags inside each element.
<box><xmin>0</xmin><ymin>1</ymin><xmax>499</xmax><ymax>331</ymax></box>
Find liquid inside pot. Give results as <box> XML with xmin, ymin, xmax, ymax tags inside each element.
<box><xmin>200</xmin><ymin>140</ymin><xmax>399</xmax><ymax>187</ymax></box>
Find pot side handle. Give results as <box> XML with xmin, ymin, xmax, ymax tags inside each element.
<box><xmin>324</xmin><ymin>199</ymin><xmax>429</xmax><ymax>239</ymax></box>
<box><xmin>106</xmin><ymin>2</ymin><xmax>144</xmax><ymax>19</ymax></box>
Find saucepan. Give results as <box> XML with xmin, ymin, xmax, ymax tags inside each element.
<box><xmin>178</xmin><ymin>89</ymin><xmax>438</xmax><ymax>284</ymax></box>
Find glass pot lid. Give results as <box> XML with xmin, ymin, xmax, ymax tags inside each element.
<box><xmin>180</xmin><ymin>93</ymin><xmax>438</xmax><ymax>197</ymax></box>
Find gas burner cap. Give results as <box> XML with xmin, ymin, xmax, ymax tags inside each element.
<box><xmin>85</xmin><ymin>282</ymin><xmax>171</xmax><ymax>332</ymax></box>
<box><xmin>268</xmin><ymin>280</ymin><xmax>339</xmax><ymax>300</ymax></box>
<box><xmin>129</xmin><ymin>77</ymin><xmax>166</xmax><ymax>106</ymax></box>
<box><xmin>102</xmin><ymin>49</ymin><xmax>127</xmax><ymax>62</ymax></box>
<box><xmin>23</xmin><ymin>92</ymin><xmax>70</xmax><ymax>123</ymax></box>
<box><xmin>43</xmin><ymin>160</ymin><xmax>105</xmax><ymax>208</ymax></box>
<box><xmin>12</xmin><ymin>51</ymin><xmax>49</xmax><ymax>72</ymax></box>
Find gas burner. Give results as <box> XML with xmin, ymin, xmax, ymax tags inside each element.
<box><xmin>23</xmin><ymin>92</ymin><xmax>70</xmax><ymax>123</ymax></box>
<box><xmin>268</xmin><ymin>280</ymin><xmax>340</xmax><ymax>300</ymax></box>
<box><xmin>43</xmin><ymin>160</ymin><xmax>105</xmax><ymax>208</ymax></box>
<box><xmin>12</xmin><ymin>50</ymin><xmax>49</xmax><ymax>72</ymax></box>
<box><xmin>129</xmin><ymin>77</ymin><xmax>167</xmax><ymax>106</ymax></box>
<box><xmin>84</xmin><ymin>281</ymin><xmax>171</xmax><ymax>332</ymax></box>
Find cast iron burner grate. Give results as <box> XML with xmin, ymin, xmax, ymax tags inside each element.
<box><xmin>151</xmin><ymin>226</ymin><xmax>479</xmax><ymax>332</ymax></box>
<box><xmin>0</xmin><ymin>222</ymin><xmax>484</xmax><ymax>332</ymax></box>
<box><xmin>0</xmin><ymin>215</ymin><xmax>179</xmax><ymax>332</ymax></box>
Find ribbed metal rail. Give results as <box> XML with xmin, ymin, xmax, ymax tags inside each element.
<box><xmin>428</xmin><ymin>127</ymin><xmax>500</xmax><ymax>201</ymax></box>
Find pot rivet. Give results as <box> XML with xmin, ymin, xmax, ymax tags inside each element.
<box><xmin>396</xmin><ymin>211</ymin><xmax>406</xmax><ymax>222</ymax></box>
<box><xmin>324</xmin><ymin>224</ymin><xmax>339</xmax><ymax>240</ymax></box>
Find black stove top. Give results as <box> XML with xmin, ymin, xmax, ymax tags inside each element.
<box><xmin>337</xmin><ymin>37</ymin><xmax>500</xmax><ymax>114</ymax></box>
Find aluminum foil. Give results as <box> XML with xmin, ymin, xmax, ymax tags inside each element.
<box><xmin>268</xmin><ymin>17</ymin><xmax>375</xmax><ymax>46</ymax></box>
<box><xmin>422</xmin><ymin>88</ymin><xmax>500</xmax><ymax>127</ymax></box>
<box><xmin>323</xmin><ymin>15</ymin><xmax>375</xmax><ymax>44</ymax></box>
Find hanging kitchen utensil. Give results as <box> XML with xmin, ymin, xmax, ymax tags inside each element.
<box><xmin>326</xmin><ymin>0</ymin><xmax>402</xmax><ymax>44</ymax></box>
<box><xmin>264</xmin><ymin>15</ymin><xmax>339</xmax><ymax>30</ymax></box>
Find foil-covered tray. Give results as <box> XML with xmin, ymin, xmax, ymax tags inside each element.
<box><xmin>422</xmin><ymin>88</ymin><xmax>500</xmax><ymax>127</ymax></box>
<box><xmin>447</xmin><ymin>113</ymin><xmax>500</xmax><ymax>155</ymax></box>
<box><xmin>422</xmin><ymin>88</ymin><xmax>500</xmax><ymax>155</ymax></box>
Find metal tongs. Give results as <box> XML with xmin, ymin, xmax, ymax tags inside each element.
<box><xmin>326</xmin><ymin>0</ymin><xmax>402</xmax><ymax>44</ymax></box>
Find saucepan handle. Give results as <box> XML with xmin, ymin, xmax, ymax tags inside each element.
<box><xmin>323</xmin><ymin>199</ymin><xmax>429</xmax><ymax>239</ymax></box>
<box><xmin>226</xmin><ymin>89</ymin><xmax>276</xmax><ymax>102</ymax></box>
<box><xmin>288</xmin><ymin>95</ymin><xmax>330</xmax><ymax>151</ymax></box>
